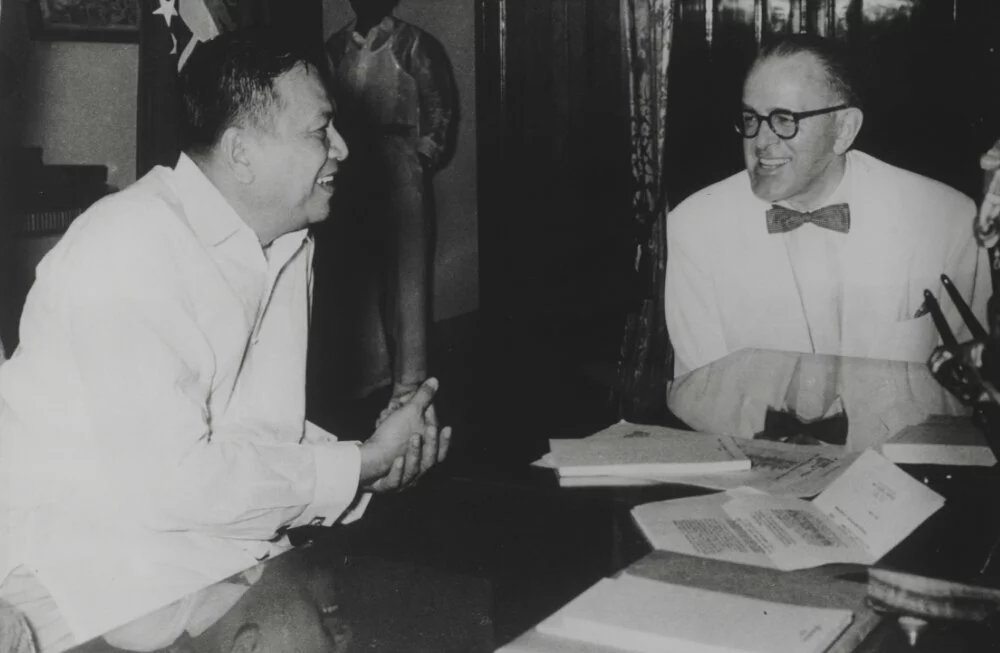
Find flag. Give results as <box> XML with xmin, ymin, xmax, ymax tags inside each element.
<box><xmin>148</xmin><ymin>0</ymin><xmax>239</xmax><ymax>71</ymax></box>
<box><xmin>138</xmin><ymin>0</ymin><xmax>242</xmax><ymax>175</ymax></box>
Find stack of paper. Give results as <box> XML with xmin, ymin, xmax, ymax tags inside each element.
<box><xmin>536</xmin><ymin>573</ymin><xmax>854</xmax><ymax>653</ymax></box>
<box><xmin>536</xmin><ymin>421</ymin><xmax>858</xmax><ymax>497</ymax></box>
<box><xmin>547</xmin><ymin>425</ymin><xmax>750</xmax><ymax>481</ymax></box>
<box><xmin>880</xmin><ymin>415</ymin><xmax>996</xmax><ymax>466</ymax></box>
<box><xmin>631</xmin><ymin>450</ymin><xmax>946</xmax><ymax>571</ymax></box>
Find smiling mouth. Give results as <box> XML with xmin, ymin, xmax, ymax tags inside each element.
<box><xmin>756</xmin><ymin>157</ymin><xmax>790</xmax><ymax>173</ymax></box>
<box><xmin>317</xmin><ymin>173</ymin><xmax>336</xmax><ymax>191</ymax></box>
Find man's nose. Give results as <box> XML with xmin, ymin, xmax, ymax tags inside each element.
<box><xmin>328</xmin><ymin>125</ymin><xmax>349</xmax><ymax>161</ymax></box>
<box><xmin>754</xmin><ymin>119</ymin><xmax>781</xmax><ymax>148</ymax></box>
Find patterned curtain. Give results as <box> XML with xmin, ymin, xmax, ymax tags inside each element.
<box><xmin>611</xmin><ymin>0</ymin><xmax>674</xmax><ymax>421</ymax></box>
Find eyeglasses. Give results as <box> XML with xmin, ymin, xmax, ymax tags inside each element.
<box><xmin>735</xmin><ymin>104</ymin><xmax>850</xmax><ymax>140</ymax></box>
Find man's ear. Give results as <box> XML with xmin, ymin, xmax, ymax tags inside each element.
<box><xmin>220</xmin><ymin>126</ymin><xmax>255</xmax><ymax>185</ymax></box>
<box><xmin>229</xmin><ymin>623</ymin><xmax>261</xmax><ymax>653</ymax></box>
<box><xmin>833</xmin><ymin>107</ymin><xmax>863</xmax><ymax>155</ymax></box>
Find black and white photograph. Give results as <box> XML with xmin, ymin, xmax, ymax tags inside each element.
<box><xmin>0</xmin><ymin>0</ymin><xmax>999</xmax><ymax>652</ymax></box>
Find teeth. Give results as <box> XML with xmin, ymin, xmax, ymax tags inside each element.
<box><xmin>759</xmin><ymin>158</ymin><xmax>788</xmax><ymax>167</ymax></box>
<box><xmin>317</xmin><ymin>174</ymin><xmax>335</xmax><ymax>186</ymax></box>
<box><xmin>320</xmin><ymin>604</ymin><xmax>339</xmax><ymax>615</ymax></box>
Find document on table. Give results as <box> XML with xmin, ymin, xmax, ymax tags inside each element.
<box><xmin>548</xmin><ymin>429</ymin><xmax>749</xmax><ymax>478</ymax></box>
<box><xmin>631</xmin><ymin>450</ymin><xmax>945</xmax><ymax>570</ymax></box>
<box><xmin>672</xmin><ymin>438</ymin><xmax>860</xmax><ymax>497</ymax></box>
<box><xmin>535</xmin><ymin>573</ymin><xmax>854</xmax><ymax>653</ymax></box>
<box><xmin>880</xmin><ymin>414</ymin><xmax>996</xmax><ymax>466</ymax></box>
<box><xmin>534</xmin><ymin>421</ymin><xmax>858</xmax><ymax>497</ymax></box>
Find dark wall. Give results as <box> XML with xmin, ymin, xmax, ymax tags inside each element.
<box><xmin>477</xmin><ymin>0</ymin><xmax>633</xmax><ymax>327</ymax></box>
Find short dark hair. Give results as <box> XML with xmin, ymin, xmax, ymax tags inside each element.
<box><xmin>178</xmin><ymin>28</ymin><xmax>326</xmax><ymax>156</ymax></box>
<box><xmin>755</xmin><ymin>33</ymin><xmax>863</xmax><ymax>109</ymax></box>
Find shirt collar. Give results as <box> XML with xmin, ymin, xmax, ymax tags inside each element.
<box><xmin>170</xmin><ymin>153</ymin><xmax>251</xmax><ymax>248</ymax></box>
<box><xmin>169</xmin><ymin>153</ymin><xmax>310</xmax><ymax>261</ymax></box>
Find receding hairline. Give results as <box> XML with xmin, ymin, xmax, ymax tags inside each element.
<box><xmin>744</xmin><ymin>50</ymin><xmax>847</xmax><ymax>106</ymax></box>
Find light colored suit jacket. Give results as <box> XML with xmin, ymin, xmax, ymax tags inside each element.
<box><xmin>666</xmin><ymin>150</ymin><xmax>992</xmax><ymax>377</ymax></box>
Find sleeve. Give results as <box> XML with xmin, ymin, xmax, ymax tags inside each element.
<box><xmin>60</xmin><ymin>211</ymin><xmax>361</xmax><ymax>541</ymax></box>
<box><xmin>665</xmin><ymin>207</ymin><xmax>729</xmax><ymax>378</ymax></box>
<box><xmin>403</xmin><ymin>28</ymin><xmax>457</xmax><ymax>171</ymax></box>
<box><xmin>300</xmin><ymin>422</ymin><xmax>372</xmax><ymax>525</ymax></box>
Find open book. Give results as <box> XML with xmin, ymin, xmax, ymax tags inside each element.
<box><xmin>535</xmin><ymin>573</ymin><xmax>853</xmax><ymax>653</ymax></box>
<box><xmin>632</xmin><ymin>450</ymin><xmax>945</xmax><ymax>570</ymax></box>
<box><xmin>547</xmin><ymin>424</ymin><xmax>749</xmax><ymax>479</ymax></box>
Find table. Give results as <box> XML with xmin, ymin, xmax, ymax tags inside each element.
<box><xmin>58</xmin><ymin>348</ymin><xmax>997</xmax><ymax>652</ymax></box>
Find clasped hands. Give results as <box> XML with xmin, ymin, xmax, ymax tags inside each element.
<box><xmin>357</xmin><ymin>378</ymin><xmax>451</xmax><ymax>493</ymax></box>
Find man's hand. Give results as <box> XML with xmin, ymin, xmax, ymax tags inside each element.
<box><xmin>374</xmin><ymin>381</ymin><xmax>421</xmax><ymax>429</ymax></box>
<box><xmin>981</xmin><ymin>139</ymin><xmax>1000</xmax><ymax>171</ymax></box>
<box><xmin>358</xmin><ymin>378</ymin><xmax>451</xmax><ymax>492</ymax></box>
<box><xmin>977</xmin><ymin>138</ymin><xmax>1000</xmax><ymax>247</ymax></box>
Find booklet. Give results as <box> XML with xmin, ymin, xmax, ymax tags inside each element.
<box><xmin>536</xmin><ymin>421</ymin><xmax>858</xmax><ymax>497</ymax></box>
<box><xmin>535</xmin><ymin>573</ymin><xmax>854</xmax><ymax>653</ymax></box>
<box><xmin>880</xmin><ymin>414</ymin><xmax>996</xmax><ymax>466</ymax></box>
<box><xmin>632</xmin><ymin>450</ymin><xmax>945</xmax><ymax>571</ymax></box>
<box><xmin>548</xmin><ymin>425</ymin><xmax>750</xmax><ymax>478</ymax></box>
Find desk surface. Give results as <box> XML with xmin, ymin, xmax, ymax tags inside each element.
<box><xmin>60</xmin><ymin>349</ymin><xmax>996</xmax><ymax>652</ymax></box>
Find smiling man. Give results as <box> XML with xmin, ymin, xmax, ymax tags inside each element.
<box><xmin>0</xmin><ymin>28</ymin><xmax>450</xmax><ymax>652</ymax></box>
<box><xmin>665</xmin><ymin>33</ymin><xmax>992</xmax><ymax>377</ymax></box>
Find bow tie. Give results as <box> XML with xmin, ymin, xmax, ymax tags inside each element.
<box><xmin>766</xmin><ymin>203</ymin><xmax>851</xmax><ymax>234</ymax></box>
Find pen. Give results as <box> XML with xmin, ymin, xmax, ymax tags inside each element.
<box><xmin>923</xmin><ymin>290</ymin><xmax>959</xmax><ymax>353</ymax></box>
<box><xmin>940</xmin><ymin>274</ymin><xmax>988</xmax><ymax>340</ymax></box>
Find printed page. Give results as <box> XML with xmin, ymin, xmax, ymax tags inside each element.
<box><xmin>631</xmin><ymin>493</ymin><xmax>779</xmax><ymax>569</ymax></box>
<box><xmin>811</xmin><ymin>449</ymin><xmax>946</xmax><ymax>561</ymax></box>
<box><xmin>633</xmin><ymin>491</ymin><xmax>869</xmax><ymax>571</ymax></box>
<box><xmin>737</xmin><ymin>439</ymin><xmax>860</xmax><ymax>497</ymax></box>
<box><xmin>632</xmin><ymin>451</ymin><xmax>944</xmax><ymax>570</ymax></box>
<box><xmin>719</xmin><ymin>493</ymin><xmax>871</xmax><ymax>570</ymax></box>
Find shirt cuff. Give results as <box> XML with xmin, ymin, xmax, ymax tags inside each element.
<box><xmin>289</xmin><ymin>439</ymin><xmax>363</xmax><ymax>529</ymax></box>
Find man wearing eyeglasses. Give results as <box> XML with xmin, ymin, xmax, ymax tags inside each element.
<box><xmin>665</xmin><ymin>33</ymin><xmax>991</xmax><ymax>377</ymax></box>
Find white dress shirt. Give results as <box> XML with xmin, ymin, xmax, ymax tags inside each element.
<box><xmin>0</xmin><ymin>154</ymin><xmax>367</xmax><ymax>641</ymax></box>
<box><xmin>666</xmin><ymin>150</ymin><xmax>992</xmax><ymax>377</ymax></box>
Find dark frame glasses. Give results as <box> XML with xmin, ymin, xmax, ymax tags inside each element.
<box><xmin>735</xmin><ymin>104</ymin><xmax>850</xmax><ymax>140</ymax></box>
